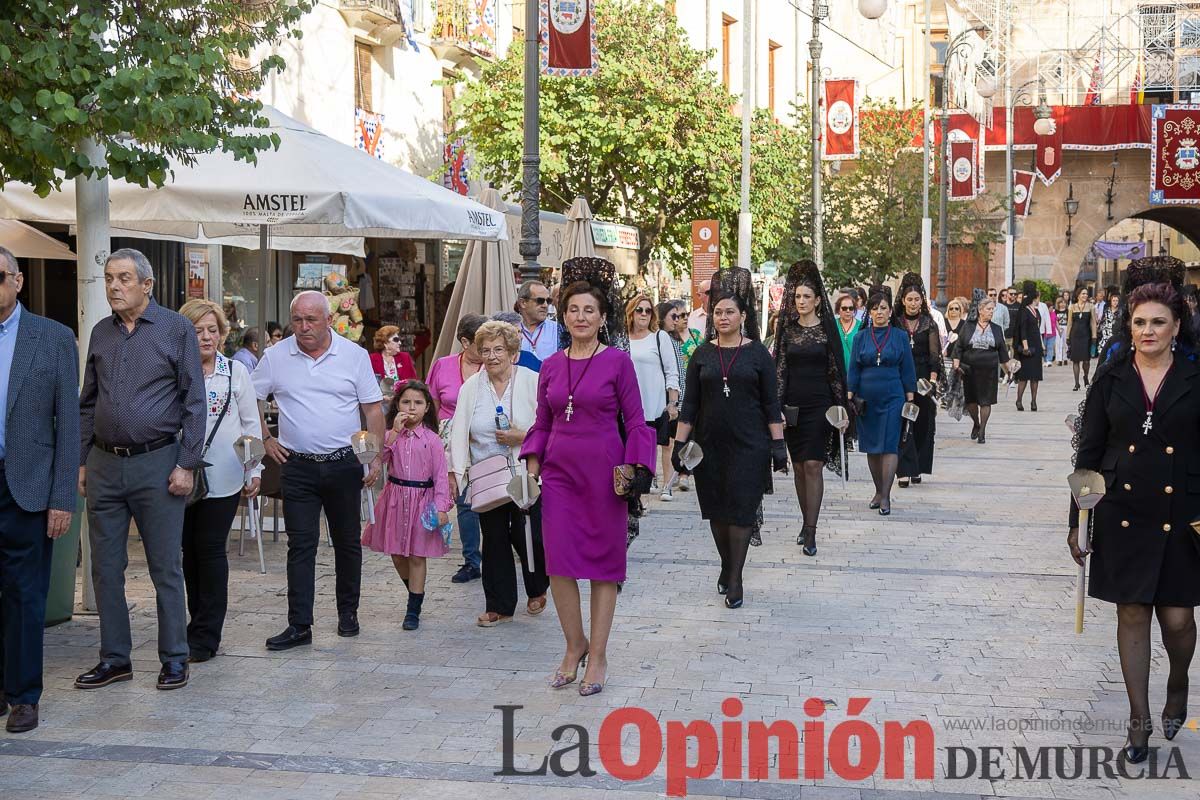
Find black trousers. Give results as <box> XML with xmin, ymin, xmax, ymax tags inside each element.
<box><xmin>479</xmin><ymin>501</ymin><xmax>549</xmax><ymax>616</ymax></box>
<box><xmin>280</xmin><ymin>457</ymin><xmax>364</xmax><ymax>627</ymax></box>
<box><xmin>0</xmin><ymin>467</ymin><xmax>52</xmax><ymax>705</ymax></box>
<box><xmin>181</xmin><ymin>492</ymin><xmax>242</xmax><ymax>656</ymax></box>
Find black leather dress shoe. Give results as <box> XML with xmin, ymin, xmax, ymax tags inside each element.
<box><xmin>266</xmin><ymin>625</ymin><xmax>312</xmax><ymax>651</ymax></box>
<box><xmin>74</xmin><ymin>662</ymin><xmax>133</xmax><ymax>689</ymax></box>
<box><xmin>6</xmin><ymin>704</ymin><xmax>39</xmax><ymax>733</ymax></box>
<box><xmin>451</xmin><ymin>563</ymin><xmax>481</xmax><ymax>583</ymax></box>
<box><xmin>337</xmin><ymin>612</ymin><xmax>360</xmax><ymax>637</ymax></box>
<box><xmin>157</xmin><ymin>662</ymin><xmax>189</xmax><ymax>690</ymax></box>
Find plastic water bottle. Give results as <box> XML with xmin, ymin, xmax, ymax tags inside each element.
<box><xmin>495</xmin><ymin>405</ymin><xmax>510</xmax><ymax>431</ymax></box>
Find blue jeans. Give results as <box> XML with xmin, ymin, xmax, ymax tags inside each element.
<box><xmin>457</xmin><ymin>487</ymin><xmax>481</xmax><ymax>570</ymax></box>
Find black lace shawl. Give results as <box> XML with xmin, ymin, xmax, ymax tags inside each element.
<box><xmin>705</xmin><ymin>267</ymin><xmax>760</xmax><ymax>342</ymax></box>
<box><xmin>773</xmin><ymin>261</ymin><xmax>850</xmax><ymax>476</ymax></box>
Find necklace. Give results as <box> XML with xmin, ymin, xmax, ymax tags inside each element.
<box><xmin>715</xmin><ymin>335</ymin><xmax>745</xmax><ymax>398</ymax></box>
<box><xmin>1132</xmin><ymin>358</ymin><xmax>1173</xmax><ymax>435</ymax></box>
<box><xmin>869</xmin><ymin>325</ymin><xmax>892</xmax><ymax>366</ymax></box>
<box><xmin>563</xmin><ymin>341</ymin><xmax>602</xmax><ymax>421</ymax></box>
<box><xmin>520</xmin><ymin>321</ymin><xmax>544</xmax><ymax>350</ymax></box>
<box><xmin>904</xmin><ymin>315</ymin><xmax>920</xmax><ymax>348</ymax></box>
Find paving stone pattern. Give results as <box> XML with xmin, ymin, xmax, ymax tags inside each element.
<box><xmin>2</xmin><ymin>369</ymin><xmax>1197</xmax><ymax>799</ymax></box>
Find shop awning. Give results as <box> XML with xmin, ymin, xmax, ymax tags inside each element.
<box><xmin>0</xmin><ymin>106</ymin><xmax>507</xmax><ymax>242</ymax></box>
<box><xmin>0</xmin><ymin>219</ymin><xmax>76</xmax><ymax>260</ymax></box>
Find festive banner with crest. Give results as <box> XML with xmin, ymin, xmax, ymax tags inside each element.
<box><xmin>822</xmin><ymin>78</ymin><xmax>858</xmax><ymax>160</ymax></box>
<box><xmin>443</xmin><ymin>138</ymin><xmax>472</xmax><ymax>196</ymax></box>
<box><xmin>947</xmin><ymin>139</ymin><xmax>977</xmax><ymax>200</ymax></box>
<box><xmin>540</xmin><ymin>0</ymin><xmax>598</xmax><ymax>77</ymax></box>
<box><xmin>1012</xmin><ymin>170</ymin><xmax>1035</xmax><ymax>217</ymax></box>
<box><xmin>354</xmin><ymin>108</ymin><xmax>385</xmax><ymax>160</ymax></box>
<box><xmin>1035</xmin><ymin>106</ymin><xmax>1064</xmax><ymax>185</ymax></box>
<box><xmin>1150</xmin><ymin>105</ymin><xmax>1200</xmax><ymax>204</ymax></box>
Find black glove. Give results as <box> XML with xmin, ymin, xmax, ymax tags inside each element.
<box><xmin>671</xmin><ymin>440</ymin><xmax>691</xmax><ymax>476</ymax></box>
<box><xmin>770</xmin><ymin>439</ymin><xmax>789</xmax><ymax>474</ymax></box>
<box><xmin>850</xmin><ymin>396</ymin><xmax>866</xmax><ymax>417</ymax></box>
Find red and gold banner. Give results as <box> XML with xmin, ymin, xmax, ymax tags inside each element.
<box><xmin>948</xmin><ymin>139</ymin><xmax>977</xmax><ymax>200</ymax></box>
<box><xmin>539</xmin><ymin>0</ymin><xmax>598</xmax><ymax>77</ymax></box>
<box><xmin>822</xmin><ymin>78</ymin><xmax>858</xmax><ymax>160</ymax></box>
<box><xmin>1035</xmin><ymin>106</ymin><xmax>1064</xmax><ymax>186</ymax></box>
<box><xmin>1150</xmin><ymin>105</ymin><xmax>1200</xmax><ymax>204</ymax></box>
<box><xmin>1013</xmin><ymin>170</ymin><xmax>1036</xmax><ymax>216</ymax></box>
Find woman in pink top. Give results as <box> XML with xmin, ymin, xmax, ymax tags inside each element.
<box><xmin>425</xmin><ymin>314</ymin><xmax>487</xmax><ymax>582</ymax></box>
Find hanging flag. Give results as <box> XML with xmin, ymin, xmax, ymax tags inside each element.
<box><xmin>822</xmin><ymin>78</ymin><xmax>859</xmax><ymax>160</ymax></box>
<box><xmin>1150</xmin><ymin>104</ymin><xmax>1200</xmax><ymax>204</ymax></box>
<box><xmin>398</xmin><ymin>0</ymin><xmax>420</xmax><ymax>51</ymax></box>
<box><xmin>1084</xmin><ymin>56</ymin><xmax>1103</xmax><ymax>106</ymax></box>
<box><xmin>540</xmin><ymin>0</ymin><xmax>598</xmax><ymax>77</ymax></box>
<box><xmin>947</xmin><ymin>139</ymin><xmax>977</xmax><ymax>201</ymax></box>
<box><xmin>1035</xmin><ymin>107</ymin><xmax>1063</xmax><ymax>185</ymax></box>
<box><xmin>354</xmin><ymin>108</ymin><xmax>385</xmax><ymax>159</ymax></box>
<box><xmin>1013</xmin><ymin>170</ymin><xmax>1036</xmax><ymax>216</ymax></box>
<box><xmin>443</xmin><ymin>138</ymin><xmax>472</xmax><ymax>196</ymax></box>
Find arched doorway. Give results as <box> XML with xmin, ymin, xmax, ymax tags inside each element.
<box><xmin>1072</xmin><ymin>208</ymin><xmax>1200</xmax><ymax>290</ymax></box>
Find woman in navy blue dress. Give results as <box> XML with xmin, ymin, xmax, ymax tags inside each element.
<box><xmin>847</xmin><ymin>291</ymin><xmax>916</xmax><ymax>516</ymax></box>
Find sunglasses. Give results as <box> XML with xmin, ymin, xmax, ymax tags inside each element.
<box><xmin>634</xmin><ymin>307</ymin><xmax>652</xmax><ymax>314</ymax></box>
<box><xmin>527</xmin><ymin>297</ymin><xmax>549</xmax><ymax>306</ymax></box>
<box><xmin>838</xmin><ymin>305</ymin><xmax>854</xmax><ymax>312</ymax></box>
<box><xmin>389</xmin><ymin>335</ymin><xmax>401</xmax><ymax>343</ymax></box>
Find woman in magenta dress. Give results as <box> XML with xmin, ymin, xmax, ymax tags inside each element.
<box><xmin>522</xmin><ymin>268</ymin><xmax>655</xmax><ymax>697</ymax></box>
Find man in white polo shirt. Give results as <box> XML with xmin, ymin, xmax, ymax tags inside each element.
<box><xmin>252</xmin><ymin>291</ymin><xmax>385</xmax><ymax>651</ymax></box>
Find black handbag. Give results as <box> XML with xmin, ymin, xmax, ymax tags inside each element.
<box><xmin>187</xmin><ymin>375</ymin><xmax>232</xmax><ymax>507</ymax></box>
<box><xmin>782</xmin><ymin>405</ymin><xmax>800</xmax><ymax>427</ymax></box>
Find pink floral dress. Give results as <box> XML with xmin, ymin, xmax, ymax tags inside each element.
<box><xmin>361</xmin><ymin>425</ymin><xmax>452</xmax><ymax>557</ymax></box>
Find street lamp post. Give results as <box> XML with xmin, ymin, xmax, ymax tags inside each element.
<box><xmin>518</xmin><ymin>0</ymin><xmax>541</xmax><ymax>282</ymax></box>
<box><xmin>808</xmin><ymin>0</ymin><xmax>889</xmax><ymax>272</ymax></box>
<box><xmin>1004</xmin><ymin>77</ymin><xmax>1042</xmax><ymax>286</ymax></box>
<box><xmin>935</xmin><ymin>25</ymin><xmax>988</xmax><ymax>308</ymax></box>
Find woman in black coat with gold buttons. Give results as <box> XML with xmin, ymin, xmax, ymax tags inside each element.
<box><xmin>1068</xmin><ymin>280</ymin><xmax>1200</xmax><ymax>763</ymax></box>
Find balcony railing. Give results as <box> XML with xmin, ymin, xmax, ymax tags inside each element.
<box><xmin>339</xmin><ymin>0</ymin><xmax>401</xmax><ymax>24</ymax></box>
<box><xmin>433</xmin><ymin>0</ymin><xmax>496</xmax><ymax>60</ymax></box>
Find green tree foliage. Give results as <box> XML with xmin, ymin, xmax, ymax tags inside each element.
<box><xmin>452</xmin><ymin>0</ymin><xmax>806</xmax><ymax>267</ymax></box>
<box><xmin>0</xmin><ymin>0</ymin><xmax>312</xmax><ymax>196</ymax></box>
<box><xmin>784</xmin><ymin>99</ymin><xmax>1001</xmax><ymax>287</ymax></box>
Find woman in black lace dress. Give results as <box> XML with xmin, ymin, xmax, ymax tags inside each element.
<box><xmin>1013</xmin><ymin>281</ymin><xmax>1044</xmax><ymax>411</ymax></box>
<box><xmin>774</xmin><ymin>261</ymin><xmax>849</xmax><ymax>556</ymax></box>
<box><xmin>893</xmin><ymin>274</ymin><xmax>941</xmax><ymax>487</ymax></box>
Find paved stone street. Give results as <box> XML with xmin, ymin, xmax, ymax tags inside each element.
<box><xmin>2</xmin><ymin>367</ymin><xmax>1197</xmax><ymax>799</ymax></box>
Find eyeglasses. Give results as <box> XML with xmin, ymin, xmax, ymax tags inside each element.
<box><xmin>527</xmin><ymin>297</ymin><xmax>549</xmax><ymax>306</ymax></box>
<box><xmin>479</xmin><ymin>346</ymin><xmax>510</xmax><ymax>359</ymax></box>
<box><xmin>634</xmin><ymin>307</ymin><xmax>652</xmax><ymax>314</ymax></box>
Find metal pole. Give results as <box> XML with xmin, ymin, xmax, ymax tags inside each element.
<box><xmin>519</xmin><ymin>0</ymin><xmax>542</xmax><ymax>281</ymax></box>
<box><xmin>75</xmin><ymin>137</ymin><xmax>110</xmax><ymax>613</ymax></box>
<box><xmin>936</xmin><ymin>103</ymin><xmax>950</xmax><ymax>308</ymax></box>
<box><xmin>258</xmin><ymin>224</ymin><xmax>269</xmax><ymax>337</ymax></box>
<box><xmin>1004</xmin><ymin>11</ymin><xmax>1015</xmax><ymax>288</ymax></box>
<box><xmin>738</xmin><ymin>0</ymin><xmax>753</xmax><ymax>272</ymax></box>
<box><xmin>809</xmin><ymin>0</ymin><xmax>824</xmax><ymax>270</ymax></box>
<box><xmin>920</xmin><ymin>0</ymin><xmax>932</xmax><ymax>291</ymax></box>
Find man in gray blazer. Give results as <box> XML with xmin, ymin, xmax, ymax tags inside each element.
<box><xmin>0</xmin><ymin>246</ymin><xmax>80</xmax><ymax>733</ymax></box>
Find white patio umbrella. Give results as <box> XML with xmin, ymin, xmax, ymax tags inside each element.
<box><xmin>0</xmin><ymin>106</ymin><xmax>505</xmax><ymax>322</ymax></box>
<box><xmin>431</xmin><ymin>188</ymin><xmax>518</xmax><ymax>362</ymax></box>
<box><xmin>0</xmin><ymin>219</ymin><xmax>76</xmax><ymax>260</ymax></box>
<box><xmin>562</xmin><ymin>196</ymin><xmax>596</xmax><ymax>261</ymax></box>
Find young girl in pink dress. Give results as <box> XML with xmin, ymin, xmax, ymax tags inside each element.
<box><xmin>362</xmin><ymin>380</ymin><xmax>452</xmax><ymax>631</ymax></box>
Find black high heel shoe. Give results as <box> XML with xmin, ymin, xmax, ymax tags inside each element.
<box><xmin>1030</xmin><ymin>400</ymin><xmax>1038</xmax><ymax>412</ymax></box>
<box><xmin>868</xmin><ymin>496</ymin><xmax>881</xmax><ymax>510</ymax></box>
<box><xmin>1015</xmin><ymin>400</ymin><xmax>1024</xmax><ymax>411</ymax></box>
<box><xmin>1163</xmin><ymin>695</ymin><xmax>1188</xmax><ymax>741</ymax></box>
<box><xmin>717</xmin><ymin>567</ymin><xmax>729</xmax><ymax>595</ymax></box>
<box><xmin>800</xmin><ymin>526</ymin><xmax>817</xmax><ymax>557</ymax></box>
<box><xmin>1123</xmin><ymin>719</ymin><xmax>1153</xmax><ymax>764</ymax></box>
<box><xmin>878</xmin><ymin>504</ymin><xmax>891</xmax><ymax>517</ymax></box>
<box><xmin>724</xmin><ymin>582</ymin><xmax>743</xmax><ymax>609</ymax></box>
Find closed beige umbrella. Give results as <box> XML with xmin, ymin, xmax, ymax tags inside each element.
<box><xmin>562</xmin><ymin>196</ymin><xmax>596</xmax><ymax>260</ymax></box>
<box><xmin>432</xmin><ymin>188</ymin><xmax>518</xmax><ymax>361</ymax></box>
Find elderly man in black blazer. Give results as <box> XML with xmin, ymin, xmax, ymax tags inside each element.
<box><xmin>0</xmin><ymin>245</ymin><xmax>80</xmax><ymax>733</ymax></box>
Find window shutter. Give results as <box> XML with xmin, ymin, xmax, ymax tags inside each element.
<box><xmin>355</xmin><ymin>40</ymin><xmax>374</xmax><ymax>112</ymax></box>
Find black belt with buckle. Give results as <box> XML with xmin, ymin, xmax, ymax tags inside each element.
<box><xmin>289</xmin><ymin>447</ymin><xmax>355</xmax><ymax>463</ymax></box>
<box><xmin>389</xmin><ymin>476</ymin><xmax>434</xmax><ymax>488</ymax></box>
<box><xmin>94</xmin><ymin>435</ymin><xmax>177</xmax><ymax>458</ymax></box>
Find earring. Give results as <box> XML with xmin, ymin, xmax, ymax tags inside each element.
<box><xmin>1171</xmin><ymin>337</ymin><xmax>1177</xmax><ymax>352</ymax></box>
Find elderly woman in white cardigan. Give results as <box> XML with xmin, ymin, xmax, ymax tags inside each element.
<box><xmin>448</xmin><ymin>320</ymin><xmax>549</xmax><ymax>626</ymax></box>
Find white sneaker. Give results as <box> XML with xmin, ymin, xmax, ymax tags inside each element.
<box><xmin>678</xmin><ymin>476</ymin><xmax>691</xmax><ymax>491</ymax></box>
<box><xmin>651</xmin><ymin>477</ymin><xmax>660</xmax><ymax>491</ymax></box>
<box><xmin>660</xmin><ymin>488</ymin><xmax>673</xmax><ymax>502</ymax></box>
